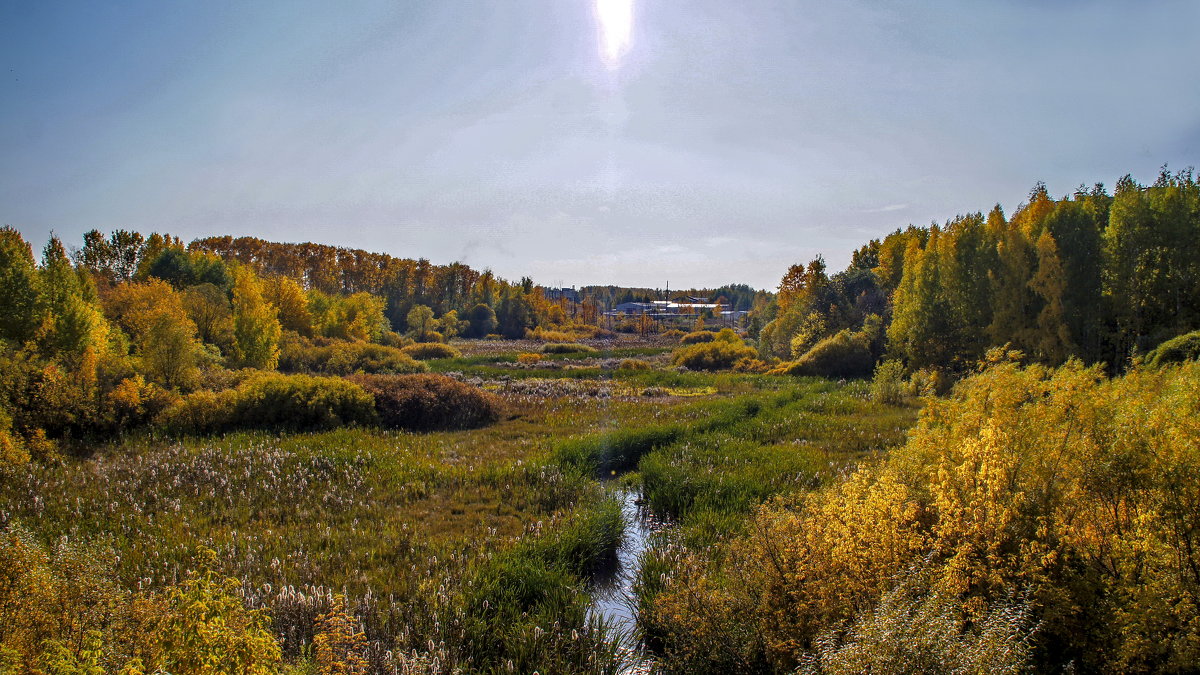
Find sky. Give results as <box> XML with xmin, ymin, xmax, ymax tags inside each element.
<box><xmin>2</xmin><ymin>1</ymin><xmax>1198</xmax><ymax>290</ymax></box>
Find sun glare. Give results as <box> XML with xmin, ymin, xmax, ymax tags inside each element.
<box><xmin>595</xmin><ymin>0</ymin><xmax>633</xmax><ymax>68</ymax></box>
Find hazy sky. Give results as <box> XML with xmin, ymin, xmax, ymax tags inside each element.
<box><xmin>2</xmin><ymin>1</ymin><xmax>1198</xmax><ymax>289</ymax></box>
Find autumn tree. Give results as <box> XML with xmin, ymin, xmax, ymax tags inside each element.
<box><xmin>105</xmin><ymin>279</ymin><xmax>202</xmax><ymax>388</ymax></box>
<box><xmin>232</xmin><ymin>268</ymin><xmax>281</xmax><ymax>370</ymax></box>
<box><xmin>264</xmin><ymin>275</ymin><xmax>312</xmax><ymax>336</ymax></box>
<box><xmin>182</xmin><ymin>283</ymin><xmax>234</xmax><ymax>351</ymax></box>
<box><xmin>887</xmin><ymin>230</ymin><xmax>956</xmax><ymax>369</ymax></box>
<box><xmin>406</xmin><ymin>304</ymin><xmax>436</xmax><ymax>342</ymax></box>
<box><xmin>438</xmin><ymin>309</ymin><xmax>466</xmax><ymax>340</ymax></box>
<box><xmin>1029</xmin><ymin>230</ymin><xmax>1074</xmax><ymax>364</ymax></box>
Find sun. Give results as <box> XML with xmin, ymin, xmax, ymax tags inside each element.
<box><xmin>595</xmin><ymin>0</ymin><xmax>633</xmax><ymax>68</ymax></box>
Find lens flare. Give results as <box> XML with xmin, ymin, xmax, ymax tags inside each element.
<box><xmin>595</xmin><ymin>0</ymin><xmax>633</xmax><ymax>68</ymax></box>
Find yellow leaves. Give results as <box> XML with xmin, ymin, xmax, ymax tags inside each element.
<box><xmin>649</xmin><ymin>359</ymin><xmax>1200</xmax><ymax>670</ymax></box>
<box><xmin>314</xmin><ymin>595</ymin><xmax>368</xmax><ymax>675</ymax></box>
<box><xmin>153</xmin><ymin>567</ymin><xmax>281</xmax><ymax>675</ymax></box>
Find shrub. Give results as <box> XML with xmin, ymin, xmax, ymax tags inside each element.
<box><xmin>680</xmin><ymin>330</ymin><xmax>717</xmax><ymax>345</ymax></box>
<box><xmin>542</xmin><ymin>343</ymin><xmax>597</xmax><ymax>355</ymax></box>
<box><xmin>162</xmin><ymin>373</ymin><xmax>377</xmax><ymax>434</ymax></box>
<box><xmin>401</xmin><ymin>342</ymin><xmax>461</xmax><ymax>360</ymax></box>
<box><xmin>378</xmin><ymin>330</ymin><xmax>413</xmax><ymax>348</ymax></box>
<box><xmin>0</xmin><ymin>407</ymin><xmax>29</xmax><ymax>466</ymax></box>
<box><xmin>517</xmin><ymin>353</ymin><xmax>544</xmax><ymax>365</ymax></box>
<box><xmin>1145</xmin><ymin>330</ymin><xmax>1200</xmax><ymax>368</ymax></box>
<box><xmin>781</xmin><ymin>329</ymin><xmax>874</xmax><ymax>379</ymax></box>
<box><xmin>907</xmin><ymin>367</ymin><xmax>951</xmax><ymax>397</ymax></box>
<box><xmin>671</xmin><ymin>336</ymin><xmax>757</xmax><ymax>371</ymax></box>
<box><xmin>732</xmin><ymin>357</ymin><xmax>771</xmax><ymax>374</ymax></box>
<box><xmin>347</xmin><ymin>374</ymin><xmax>502</xmax><ymax>431</ymax></box>
<box><xmin>662</xmin><ymin>329</ymin><xmax>686</xmax><ymax>339</ymax></box>
<box><xmin>280</xmin><ymin>338</ymin><xmax>426</xmax><ymax>375</ymax></box>
<box><xmin>870</xmin><ymin>360</ymin><xmax>906</xmax><ymax>404</ymax></box>
<box><xmin>327</xmin><ymin>342</ymin><xmax>426</xmax><ymax>373</ymax></box>
<box><xmin>0</xmin><ymin>524</ymin><xmax>126</xmax><ymax>666</ymax></box>
<box><xmin>619</xmin><ymin>359</ymin><xmax>652</xmax><ymax>370</ymax></box>
<box><xmin>413</xmin><ymin>330</ymin><xmax>444</xmax><ymax>344</ymax></box>
<box><xmin>314</xmin><ymin>595</ymin><xmax>368</xmax><ymax>675</ymax></box>
<box><xmin>798</xmin><ymin>568</ymin><xmax>1036</xmax><ymax>675</ymax></box>
<box><xmin>528</xmin><ymin>328</ymin><xmax>576</xmax><ymax>342</ymax></box>
<box><xmin>155</xmin><ymin>564</ymin><xmax>281</xmax><ymax>674</ymax></box>
<box><xmin>646</xmin><ymin>360</ymin><xmax>1200</xmax><ymax>672</ymax></box>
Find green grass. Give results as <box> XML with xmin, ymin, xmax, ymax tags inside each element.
<box><xmin>0</xmin><ymin>364</ymin><xmax>919</xmax><ymax>673</ymax></box>
<box><xmin>630</xmin><ymin>380</ymin><xmax>916</xmax><ymax>546</ymax></box>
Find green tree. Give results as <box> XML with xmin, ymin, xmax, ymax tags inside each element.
<box><xmin>496</xmin><ymin>294</ymin><xmax>534</xmax><ymax>339</ymax></box>
<box><xmin>466</xmin><ymin>303</ymin><xmax>497</xmax><ymax>337</ymax></box>
<box><xmin>887</xmin><ymin>232</ymin><xmax>953</xmax><ymax>368</ymax></box>
<box><xmin>37</xmin><ymin>237</ymin><xmax>110</xmax><ymax>360</ymax></box>
<box><xmin>1029</xmin><ymin>230</ymin><xmax>1074</xmax><ymax>364</ymax></box>
<box><xmin>406</xmin><ymin>304</ymin><xmax>436</xmax><ymax>342</ymax></box>
<box><xmin>439</xmin><ymin>309</ymin><xmax>466</xmax><ymax>340</ymax></box>
<box><xmin>0</xmin><ymin>227</ymin><xmax>41</xmax><ymax>345</ymax></box>
<box><xmin>232</xmin><ymin>269</ymin><xmax>281</xmax><ymax>370</ymax></box>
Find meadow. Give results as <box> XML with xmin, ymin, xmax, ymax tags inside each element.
<box><xmin>0</xmin><ymin>335</ymin><xmax>917</xmax><ymax>673</ymax></box>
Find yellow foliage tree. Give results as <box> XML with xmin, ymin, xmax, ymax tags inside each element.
<box><xmin>232</xmin><ymin>269</ymin><xmax>282</xmax><ymax>370</ymax></box>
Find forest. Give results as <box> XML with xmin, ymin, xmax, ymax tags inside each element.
<box><xmin>1</xmin><ymin>168</ymin><xmax>1199</xmax><ymax>673</ymax></box>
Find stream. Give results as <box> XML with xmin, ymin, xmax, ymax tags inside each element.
<box><xmin>589</xmin><ymin>487</ymin><xmax>672</xmax><ymax>671</ymax></box>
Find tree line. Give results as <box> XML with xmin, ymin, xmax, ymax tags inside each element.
<box><xmin>757</xmin><ymin>168</ymin><xmax>1200</xmax><ymax>374</ymax></box>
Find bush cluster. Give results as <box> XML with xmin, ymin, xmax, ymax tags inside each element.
<box><xmin>643</xmin><ymin>358</ymin><xmax>1200</xmax><ymax>673</ymax></box>
<box><xmin>672</xmin><ymin>330</ymin><xmax>756</xmax><ymax>371</ymax></box>
<box><xmin>1145</xmin><ymin>329</ymin><xmax>1200</xmax><ymax>368</ymax></box>
<box><xmin>162</xmin><ymin>373</ymin><xmax>378</xmax><ymax>433</ymax></box>
<box><xmin>0</xmin><ymin>527</ymin><xmax>281</xmax><ymax>672</ymax></box>
<box><xmin>679</xmin><ymin>330</ymin><xmax>717</xmax><ymax>344</ymax></box>
<box><xmin>280</xmin><ymin>337</ymin><xmax>426</xmax><ymax>375</ymax></box>
<box><xmin>347</xmin><ymin>374</ymin><xmax>502</xmax><ymax>431</ymax></box>
<box><xmin>541</xmin><ymin>343</ymin><xmax>597</xmax><ymax>355</ymax></box>
<box><xmin>401</xmin><ymin>342</ymin><xmax>461</xmax><ymax>360</ymax></box>
<box><xmin>773</xmin><ymin>329</ymin><xmax>874</xmax><ymax>378</ymax></box>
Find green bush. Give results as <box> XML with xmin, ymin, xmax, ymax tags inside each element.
<box><xmin>1145</xmin><ymin>330</ymin><xmax>1200</xmax><ymax>368</ymax></box>
<box><xmin>671</xmin><ymin>337</ymin><xmax>757</xmax><ymax>371</ymax></box>
<box><xmin>781</xmin><ymin>329</ymin><xmax>874</xmax><ymax>378</ymax></box>
<box><xmin>870</xmin><ymin>359</ymin><xmax>907</xmax><ymax>404</ymax></box>
<box><xmin>280</xmin><ymin>337</ymin><xmax>426</xmax><ymax>375</ymax></box>
<box><xmin>347</xmin><ymin>374</ymin><xmax>502</xmax><ymax>431</ymax></box>
<box><xmin>679</xmin><ymin>330</ymin><xmax>717</xmax><ymax>345</ymax></box>
<box><xmin>162</xmin><ymin>373</ymin><xmax>377</xmax><ymax>433</ymax></box>
<box><xmin>401</xmin><ymin>342</ymin><xmax>461</xmax><ymax>360</ymax></box>
<box><xmin>541</xmin><ymin>343</ymin><xmax>597</xmax><ymax>355</ymax></box>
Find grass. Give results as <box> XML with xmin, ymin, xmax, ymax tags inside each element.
<box><xmin>0</xmin><ymin>340</ymin><xmax>921</xmax><ymax>672</ymax></box>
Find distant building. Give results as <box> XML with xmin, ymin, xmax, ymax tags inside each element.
<box><xmin>606</xmin><ymin>300</ymin><xmax>719</xmax><ymax>318</ymax></box>
<box><xmin>543</xmin><ymin>287</ymin><xmax>581</xmax><ymax>303</ymax></box>
<box><xmin>613</xmin><ymin>301</ymin><xmax>652</xmax><ymax>315</ymax></box>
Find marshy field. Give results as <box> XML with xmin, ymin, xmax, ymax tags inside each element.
<box><xmin>0</xmin><ymin>334</ymin><xmax>917</xmax><ymax>673</ymax></box>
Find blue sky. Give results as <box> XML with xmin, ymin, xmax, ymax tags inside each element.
<box><xmin>2</xmin><ymin>1</ymin><xmax>1198</xmax><ymax>289</ymax></box>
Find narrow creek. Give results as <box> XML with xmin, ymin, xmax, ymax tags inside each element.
<box><xmin>589</xmin><ymin>486</ymin><xmax>673</xmax><ymax>670</ymax></box>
